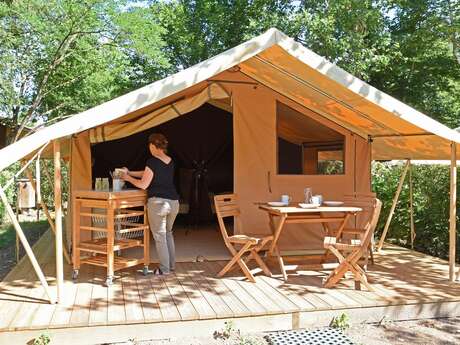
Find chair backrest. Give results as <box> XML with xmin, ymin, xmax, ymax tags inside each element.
<box><xmin>343</xmin><ymin>193</ymin><xmax>377</xmax><ymax>230</ymax></box>
<box><xmin>214</xmin><ymin>193</ymin><xmax>241</xmax><ymax>249</ymax></box>
<box><xmin>360</xmin><ymin>198</ymin><xmax>382</xmax><ymax>249</ymax></box>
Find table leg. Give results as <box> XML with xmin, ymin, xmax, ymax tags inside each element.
<box><xmin>107</xmin><ymin>207</ymin><xmax>114</xmax><ymax>285</ymax></box>
<box><xmin>267</xmin><ymin>213</ymin><xmax>288</xmax><ymax>280</ymax></box>
<box><xmin>269</xmin><ymin>214</ymin><xmax>287</xmax><ymax>255</ymax></box>
<box><xmin>273</xmin><ymin>245</ymin><xmax>287</xmax><ymax>281</ymax></box>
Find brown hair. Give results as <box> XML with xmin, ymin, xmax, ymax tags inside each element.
<box><xmin>148</xmin><ymin>133</ymin><xmax>168</xmax><ymax>151</ymax></box>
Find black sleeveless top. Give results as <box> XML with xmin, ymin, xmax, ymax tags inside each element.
<box><xmin>146</xmin><ymin>157</ymin><xmax>179</xmax><ymax>200</ymax></box>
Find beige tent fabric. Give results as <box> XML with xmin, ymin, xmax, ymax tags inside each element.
<box><xmin>69</xmin><ymin>131</ymin><xmax>92</xmax><ymax>241</ymax></box>
<box><xmin>372</xmin><ymin>135</ymin><xmax>452</xmax><ymax>160</ymax></box>
<box><xmin>89</xmin><ymin>82</ymin><xmax>230</xmax><ymax>143</ymax></box>
<box><xmin>228</xmin><ymin>74</ymin><xmax>370</xmax><ymax>251</ymax></box>
<box><xmin>1</xmin><ymin>28</ymin><xmax>460</xmax><ymax>172</ymax></box>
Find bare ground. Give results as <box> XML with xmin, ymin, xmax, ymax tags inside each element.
<box><xmin>102</xmin><ymin>318</ymin><xmax>460</xmax><ymax>345</ymax></box>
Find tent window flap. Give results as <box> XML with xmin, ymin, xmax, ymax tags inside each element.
<box><xmin>276</xmin><ymin>101</ymin><xmax>345</xmax><ymax>175</ymax></box>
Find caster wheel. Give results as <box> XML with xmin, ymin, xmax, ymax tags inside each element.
<box><xmin>105</xmin><ymin>276</ymin><xmax>113</xmax><ymax>287</ymax></box>
<box><xmin>72</xmin><ymin>269</ymin><xmax>79</xmax><ymax>281</ymax></box>
<box><xmin>142</xmin><ymin>266</ymin><xmax>151</xmax><ymax>276</ymax></box>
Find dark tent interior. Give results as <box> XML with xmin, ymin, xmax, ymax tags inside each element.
<box><xmin>91</xmin><ymin>103</ymin><xmax>233</xmax><ymax>226</ymax></box>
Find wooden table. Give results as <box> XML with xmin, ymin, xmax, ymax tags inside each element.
<box><xmin>72</xmin><ymin>189</ymin><xmax>150</xmax><ymax>286</ymax></box>
<box><xmin>258</xmin><ymin>204</ymin><xmax>362</xmax><ymax>280</ymax></box>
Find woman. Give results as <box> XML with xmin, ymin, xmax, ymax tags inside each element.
<box><xmin>121</xmin><ymin>133</ymin><xmax>179</xmax><ymax>275</ymax></box>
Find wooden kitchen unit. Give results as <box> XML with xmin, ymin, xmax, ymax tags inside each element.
<box><xmin>72</xmin><ymin>189</ymin><xmax>150</xmax><ymax>285</ymax></box>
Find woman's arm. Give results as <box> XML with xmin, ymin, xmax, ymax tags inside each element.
<box><xmin>121</xmin><ymin>167</ymin><xmax>144</xmax><ymax>178</ymax></box>
<box><xmin>127</xmin><ymin>170</ymin><xmax>144</xmax><ymax>178</ymax></box>
<box><xmin>121</xmin><ymin>166</ymin><xmax>154</xmax><ymax>190</ymax></box>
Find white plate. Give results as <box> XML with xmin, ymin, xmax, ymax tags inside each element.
<box><xmin>323</xmin><ymin>201</ymin><xmax>344</xmax><ymax>206</ymax></box>
<box><xmin>267</xmin><ymin>201</ymin><xmax>288</xmax><ymax>207</ymax></box>
<box><xmin>298</xmin><ymin>203</ymin><xmax>320</xmax><ymax>209</ymax></box>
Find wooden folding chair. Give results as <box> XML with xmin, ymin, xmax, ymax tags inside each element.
<box><xmin>341</xmin><ymin>193</ymin><xmax>378</xmax><ymax>267</ymax></box>
<box><xmin>323</xmin><ymin>198</ymin><xmax>382</xmax><ymax>291</ymax></box>
<box><xmin>214</xmin><ymin>194</ymin><xmax>273</xmax><ymax>282</ymax></box>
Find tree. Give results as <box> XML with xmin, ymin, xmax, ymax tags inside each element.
<box><xmin>0</xmin><ymin>0</ymin><xmax>170</xmax><ymax>142</ymax></box>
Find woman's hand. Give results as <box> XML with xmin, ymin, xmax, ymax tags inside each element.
<box><xmin>120</xmin><ymin>170</ymin><xmax>129</xmax><ymax>181</ymax></box>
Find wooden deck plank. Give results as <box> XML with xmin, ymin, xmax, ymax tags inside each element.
<box><xmin>202</xmin><ymin>261</ymin><xmax>252</xmax><ymax>317</ymax></box>
<box><xmin>174</xmin><ymin>262</ymin><xmax>217</xmax><ymax>319</ymax></box>
<box><xmin>107</xmin><ymin>270</ymin><xmax>126</xmax><ymax>325</ymax></box>
<box><xmin>206</xmin><ymin>261</ymin><xmax>268</xmax><ymax>316</ymax></box>
<box><xmin>135</xmin><ymin>273</ymin><xmax>163</xmax><ymax>323</ymax></box>
<box><xmin>121</xmin><ymin>270</ymin><xmax>144</xmax><ymax>324</ymax></box>
<box><xmin>184</xmin><ymin>262</ymin><xmax>234</xmax><ymax>318</ymax></box>
<box><xmin>8</xmin><ymin>263</ymin><xmax>55</xmax><ymax>330</ymax></box>
<box><xmin>149</xmin><ymin>274</ymin><xmax>181</xmax><ymax>322</ymax></box>
<box><xmin>163</xmin><ymin>273</ymin><xmax>199</xmax><ymax>321</ymax></box>
<box><xmin>69</xmin><ymin>265</ymin><xmax>94</xmax><ymax>327</ymax></box>
<box><xmin>88</xmin><ymin>267</ymin><xmax>108</xmax><ymax>326</ymax></box>
<box><xmin>0</xmin><ymin>257</ymin><xmax>39</xmax><ymax>330</ymax></box>
<box><xmin>213</xmin><ymin>261</ymin><xmax>286</xmax><ymax>315</ymax></box>
<box><xmin>49</xmin><ymin>266</ymin><xmax>80</xmax><ymax>328</ymax></box>
<box><xmin>258</xmin><ymin>275</ymin><xmax>317</xmax><ymax>312</ymax></box>
<box><xmin>253</xmin><ymin>275</ymin><xmax>299</xmax><ymax>313</ymax></box>
<box><xmin>0</xmin><ymin>230</ymin><xmax>54</xmax><ymax>331</ymax></box>
<box><xmin>28</xmin><ymin>263</ymin><xmax>59</xmax><ymax>330</ymax></box>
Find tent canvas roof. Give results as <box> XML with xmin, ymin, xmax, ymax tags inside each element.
<box><xmin>1</xmin><ymin>28</ymin><xmax>459</xmax><ymax>171</ymax></box>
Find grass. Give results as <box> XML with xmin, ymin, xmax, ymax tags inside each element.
<box><xmin>0</xmin><ymin>220</ymin><xmax>49</xmax><ymax>249</ymax></box>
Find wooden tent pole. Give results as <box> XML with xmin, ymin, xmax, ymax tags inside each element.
<box><xmin>449</xmin><ymin>142</ymin><xmax>457</xmax><ymax>282</ymax></box>
<box><xmin>15</xmin><ymin>196</ymin><xmax>20</xmax><ymax>263</ymax></box>
<box><xmin>377</xmin><ymin>160</ymin><xmax>410</xmax><ymax>252</ymax></box>
<box><xmin>36</xmin><ymin>158</ymin><xmax>41</xmax><ymax>221</ymax></box>
<box><xmin>409</xmin><ymin>161</ymin><xmax>415</xmax><ymax>249</ymax></box>
<box><xmin>54</xmin><ymin>140</ymin><xmax>64</xmax><ymax>303</ymax></box>
<box><xmin>24</xmin><ymin>167</ymin><xmax>71</xmax><ymax>264</ymax></box>
<box><xmin>0</xmin><ymin>184</ymin><xmax>55</xmax><ymax>303</ymax></box>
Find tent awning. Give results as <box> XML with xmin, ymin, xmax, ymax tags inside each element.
<box><xmin>1</xmin><ymin>28</ymin><xmax>459</xmax><ymax>171</ymax></box>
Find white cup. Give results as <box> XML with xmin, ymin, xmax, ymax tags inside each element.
<box><xmin>113</xmin><ymin>178</ymin><xmax>125</xmax><ymax>192</ymax></box>
<box><xmin>311</xmin><ymin>195</ymin><xmax>322</xmax><ymax>205</ymax></box>
<box><xmin>280</xmin><ymin>195</ymin><xmax>291</xmax><ymax>204</ymax></box>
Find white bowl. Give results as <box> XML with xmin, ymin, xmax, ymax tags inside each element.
<box><xmin>298</xmin><ymin>203</ymin><xmax>320</xmax><ymax>209</ymax></box>
<box><xmin>323</xmin><ymin>201</ymin><xmax>344</xmax><ymax>206</ymax></box>
<box><xmin>268</xmin><ymin>201</ymin><xmax>288</xmax><ymax>207</ymax></box>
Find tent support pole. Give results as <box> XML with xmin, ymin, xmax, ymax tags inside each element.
<box><xmin>15</xmin><ymin>196</ymin><xmax>20</xmax><ymax>263</ymax></box>
<box><xmin>449</xmin><ymin>142</ymin><xmax>457</xmax><ymax>282</ymax></box>
<box><xmin>54</xmin><ymin>140</ymin><xmax>64</xmax><ymax>303</ymax></box>
<box><xmin>409</xmin><ymin>161</ymin><xmax>415</xmax><ymax>249</ymax></box>
<box><xmin>24</xmin><ymin>167</ymin><xmax>71</xmax><ymax>264</ymax></box>
<box><xmin>377</xmin><ymin>160</ymin><xmax>410</xmax><ymax>252</ymax></box>
<box><xmin>36</xmin><ymin>158</ymin><xmax>41</xmax><ymax>221</ymax></box>
<box><xmin>0</xmin><ymin>183</ymin><xmax>55</xmax><ymax>303</ymax></box>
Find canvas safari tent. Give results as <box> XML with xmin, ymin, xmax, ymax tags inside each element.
<box><xmin>0</xmin><ymin>28</ymin><xmax>459</xmax><ymax>304</ymax></box>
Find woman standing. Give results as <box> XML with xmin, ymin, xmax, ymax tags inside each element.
<box><xmin>121</xmin><ymin>133</ymin><xmax>179</xmax><ymax>275</ymax></box>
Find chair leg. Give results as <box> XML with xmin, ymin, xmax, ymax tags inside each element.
<box><xmin>251</xmin><ymin>249</ymin><xmax>272</xmax><ymax>277</ymax></box>
<box><xmin>218</xmin><ymin>242</ymin><xmax>251</xmax><ymax>278</ymax></box>
<box><xmin>236</xmin><ymin>257</ymin><xmax>256</xmax><ymax>283</ymax></box>
<box><xmin>324</xmin><ymin>262</ymin><xmax>349</xmax><ymax>288</ymax></box>
<box><xmin>369</xmin><ymin>244</ymin><xmax>375</xmax><ymax>265</ymax></box>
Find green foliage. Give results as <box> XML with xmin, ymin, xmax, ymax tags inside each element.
<box><xmin>0</xmin><ymin>220</ymin><xmax>48</xmax><ymax>249</ymax></box>
<box><xmin>33</xmin><ymin>332</ymin><xmax>50</xmax><ymax>345</ymax></box>
<box><xmin>0</xmin><ymin>162</ymin><xmax>19</xmax><ymax>221</ymax></box>
<box><xmin>330</xmin><ymin>312</ymin><xmax>351</xmax><ymax>331</ymax></box>
<box><xmin>0</xmin><ymin>0</ymin><xmax>170</xmax><ymax>141</ymax></box>
<box><xmin>373</xmin><ymin>162</ymin><xmax>459</xmax><ymax>261</ymax></box>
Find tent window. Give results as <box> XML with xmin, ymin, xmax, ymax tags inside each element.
<box><xmin>277</xmin><ymin>102</ymin><xmax>345</xmax><ymax>175</ymax></box>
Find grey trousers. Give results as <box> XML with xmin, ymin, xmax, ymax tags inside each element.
<box><xmin>147</xmin><ymin>197</ymin><xmax>179</xmax><ymax>273</ymax></box>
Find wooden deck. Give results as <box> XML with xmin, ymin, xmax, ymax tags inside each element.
<box><xmin>1</xmin><ymin>230</ymin><xmax>459</xmax><ymax>343</ymax></box>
